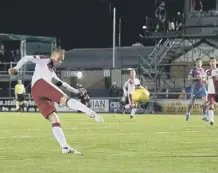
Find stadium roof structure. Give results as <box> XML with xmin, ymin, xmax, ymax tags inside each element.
<box><xmin>63</xmin><ymin>46</ymin><xmax>154</xmax><ymax>69</ymax></box>
<box><xmin>0</xmin><ymin>33</ymin><xmax>56</xmax><ymax>43</ymax></box>
<box><xmin>140</xmin><ymin>31</ymin><xmax>218</xmax><ymax>40</ymax></box>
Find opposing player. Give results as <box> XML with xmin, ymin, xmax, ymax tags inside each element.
<box><xmin>8</xmin><ymin>48</ymin><xmax>104</xmax><ymax>155</ymax></box>
<box><xmin>122</xmin><ymin>70</ymin><xmax>144</xmax><ymax>118</ymax></box>
<box><xmin>185</xmin><ymin>58</ymin><xmax>208</xmax><ymax>121</ymax></box>
<box><xmin>205</xmin><ymin>57</ymin><xmax>217</xmax><ymax>126</ymax></box>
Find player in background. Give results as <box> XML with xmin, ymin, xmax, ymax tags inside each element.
<box><xmin>14</xmin><ymin>79</ymin><xmax>26</xmax><ymax>112</ymax></box>
<box><xmin>186</xmin><ymin>58</ymin><xmax>208</xmax><ymax>121</ymax></box>
<box><xmin>8</xmin><ymin>48</ymin><xmax>104</xmax><ymax>155</ymax></box>
<box><xmin>205</xmin><ymin>57</ymin><xmax>217</xmax><ymax>126</ymax></box>
<box><xmin>122</xmin><ymin>70</ymin><xmax>144</xmax><ymax>118</ymax></box>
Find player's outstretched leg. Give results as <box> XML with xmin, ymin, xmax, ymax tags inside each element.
<box><xmin>48</xmin><ymin>112</ymin><xmax>83</xmax><ymax>155</ymax></box>
<box><xmin>62</xmin><ymin>97</ymin><xmax>104</xmax><ymax>124</ymax></box>
<box><xmin>186</xmin><ymin>99</ymin><xmax>194</xmax><ymax>121</ymax></box>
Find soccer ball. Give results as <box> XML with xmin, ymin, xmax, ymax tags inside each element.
<box><xmin>132</xmin><ymin>88</ymin><xmax>150</xmax><ymax>103</ymax></box>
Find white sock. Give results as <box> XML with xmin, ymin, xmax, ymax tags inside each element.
<box><xmin>67</xmin><ymin>98</ymin><xmax>92</xmax><ymax>114</ymax></box>
<box><xmin>52</xmin><ymin>124</ymin><xmax>68</xmax><ymax>148</ymax></box>
<box><xmin>125</xmin><ymin>104</ymin><xmax>130</xmax><ymax>109</ymax></box>
<box><xmin>131</xmin><ymin>108</ymin><xmax>137</xmax><ymax>117</ymax></box>
<box><xmin>208</xmin><ymin>110</ymin><xmax>214</xmax><ymax>123</ymax></box>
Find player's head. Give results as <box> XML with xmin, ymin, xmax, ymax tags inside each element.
<box><xmin>51</xmin><ymin>48</ymin><xmax>65</xmax><ymax>66</ymax></box>
<box><xmin>130</xmin><ymin>69</ymin><xmax>136</xmax><ymax>79</ymax></box>
<box><xmin>195</xmin><ymin>58</ymin><xmax>202</xmax><ymax>68</ymax></box>
<box><xmin>209</xmin><ymin>57</ymin><xmax>217</xmax><ymax>68</ymax></box>
<box><xmin>18</xmin><ymin>80</ymin><xmax>22</xmax><ymax>84</ymax></box>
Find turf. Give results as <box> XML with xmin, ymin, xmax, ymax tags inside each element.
<box><xmin>0</xmin><ymin>113</ymin><xmax>217</xmax><ymax>173</ymax></box>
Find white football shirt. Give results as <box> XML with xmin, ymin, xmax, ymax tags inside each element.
<box><xmin>14</xmin><ymin>55</ymin><xmax>60</xmax><ymax>87</ymax></box>
<box><xmin>206</xmin><ymin>68</ymin><xmax>218</xmax><ymax>94</ymax></box>
<box><xmin>123</xmin><ymin>78</ymin><xmax>140</xmax><ymax>96</ymax></box>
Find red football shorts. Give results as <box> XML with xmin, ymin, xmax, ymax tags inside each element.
<box><xmin>31</xmin><ymin>79</ymin><xmax>64</xmax><ymax>118</ymax></box>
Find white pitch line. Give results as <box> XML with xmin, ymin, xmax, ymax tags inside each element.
<box><xmin>0</xmin><ymin>136</ymin><xmax>35</xmax><ymax>139</ymax></box>
<box><xmin>155</xmin><ymin>132</ymin><xmax>168</xmax><ymax>134</ymax></box>
<box><xmin>183</xmin><ymin>130</ymin><xmax>199</xmax><ymax>133</ymax></box>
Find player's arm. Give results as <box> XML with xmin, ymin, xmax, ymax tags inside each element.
<box><xmin>52</xmin><ymin>72</ymin><xmax>80</xmax><ymax>94</ymax></box>
<box><xmin>135</xmin><ymin>78</ymin><xmax>144</xmax><ymax>89</ymax></box>
<box><xmin>188</xmin><ymin>75</ymin><xmax>203</xmax><ymax>81</ymax></box>
<box><xmin>187</xmin><ymin>69</ymin><xmax>200</xmax><ymax>81</ymax></box>
<box><xmin>203</xmin><ymin>70</ymin><xmax>209</xmax><ymax>85</ymax></box>
<box><xmin>123</xmin><ymin>80</ymin><xmax>128</xmax><ymax>97</ymax></box>
<box><xmin>8</xmin><ymin>55</ymin><xmax>41</xmax><ymax>75</ymax></box>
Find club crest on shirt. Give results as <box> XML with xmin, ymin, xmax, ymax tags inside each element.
<box><xmin>129</xmin><ymin>79</ymin><xmax>134</xmax><ymax>84</ymax></box>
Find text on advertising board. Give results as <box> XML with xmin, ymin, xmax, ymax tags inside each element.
<box><xmin>90</xmin><ymin>99</ymin><xmax>109</xmax><ymax>112</ymax></box>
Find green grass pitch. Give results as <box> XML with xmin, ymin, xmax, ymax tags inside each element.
<box><xmin>0</xmin><ymin>112</ymin><xmax>217</xmax><ymax>173</ymax></box>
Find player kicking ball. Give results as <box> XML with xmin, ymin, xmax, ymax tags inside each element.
<box><xmin>8</xmin><ymin>48</ymin><xmax>104</xmax><ymax>155</ymax></box>
<box><xmin>205</xmin><ymin>57</ymin><xmax>217</xmax><ymax>126</ymax></box>
<box><xmin>185</xmin><ymin>58</ymin><xmax>208</xmax><ymax>122</ymax></box>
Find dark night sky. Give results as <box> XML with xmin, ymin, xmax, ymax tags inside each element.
<box><xmin>0</xmin><ymin>0</ymin><xmax>215</xmax><ymax>50</ymax></box>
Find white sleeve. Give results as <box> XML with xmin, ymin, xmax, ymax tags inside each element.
<box><xmin>52</xmin><ymin>71</ymin><xmax>62</xmax><ymax>81</ymax></box>
<box><xmin>134</xmin><ymin>78</ymin><xmax>140</xmax><ymax>85</ymax></box>
<box><xmin>14</xmin><ymin>55</ymin><xmax>43</xmax><ymax>71</ymax></box>
<box><xmin>123</xmin><ymin>80</ymin><xmax>128</xmax><ymax>97</ymax></box>
<box><xmin>52</xmin><ymin>72</ymin><xmax>79</xmax><ymax>94</ymax></box>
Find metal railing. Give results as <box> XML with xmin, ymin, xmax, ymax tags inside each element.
<box><xmin>0</xmin><ymin>62</ymin><xmax>34</xmax><ymax>76</ymax></box>
<box><xmin>0</xmin><ymin>62</ymin><xmax>17</xmax><ymax>75</ymax></box>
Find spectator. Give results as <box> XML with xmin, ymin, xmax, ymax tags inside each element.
<box><xmin>0</xmin><ymin>45</ymin><xmax>6</xmax><ymax>71</ymax></box>
<box><xmin>155</xmin><ymin>1</ymin><xmax>167</xmax><ymax>32</ymax></box>
<box><xmin>109</xmin><ymin>82</ymin><xmax>119</xmax><ymax>97</ymax></box>
<box><xmin>76</xmin><ymin>84</ymin><xmax>91</xmax><ymax>113</ymax></box>
<box><xmin>176</xmin><ymin>12</ymin><xmax>183</xmax><ymax>30</ymax></box>
<box><xmin>168</xmin><ymin>18</ymin><xmax>175</xmax><ymax>31</ymax></box>
<box><xmin>14</xmin><ymin>49</ymin><xmax>21</xmax><ymax>62</ymax></box>
<box><xmin>9</xmin><ymin>50</ymin><xmax>15</xmax><ymax>62</ymax></box>
<box><xmin>0</xmin><ymin>44</ymin><xmax>5</xmax><ymax>62</ymax></box>
<box><xmin>178</xmin><ymin>88</ymin><xmax>187</xmax><ymax>99</ymax></box>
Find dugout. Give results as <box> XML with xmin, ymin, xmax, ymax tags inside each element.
<box><xmin>0</xmin><ymin>33</ymin><xmax>56</xmax><ymax>56</ymax></box>
<box><xmin>0</xmin><ymin>33</ymin><xmax>57</xmax><ymax>97</ymax></box>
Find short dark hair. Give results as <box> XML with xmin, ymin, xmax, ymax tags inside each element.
<box><xmin>195</xmin><ymin>58</ymin><xmax>202</xmax><ymax>62</ymax></box>
<box><xmin>210</xmin><ymin>57</ymin><xmax>216</xmax><ymax>60</ymax></box>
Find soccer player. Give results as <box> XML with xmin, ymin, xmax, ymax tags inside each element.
<box><xmin>122</xmin><ymin>70</ymin><xmax>143</xmax><ymax>119</ymax></box>
<box><xmin>8</xmin><ymin>48</ymin><xmax>104</xmax><ymax>155</ymax></box>
<box><xmin>205</xmin><ymin>57</ymin><xmax>218</xmax><ymax>126</ymax></box>
<box><xmin>14</xmin><ymin>80</ymin><xmax>26</xmax><ymax>112</ymax></box>
<box><xmin>186</xmin><ymin>58</ymin><xmax>208</xmax><ymax>121</ymax></box>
